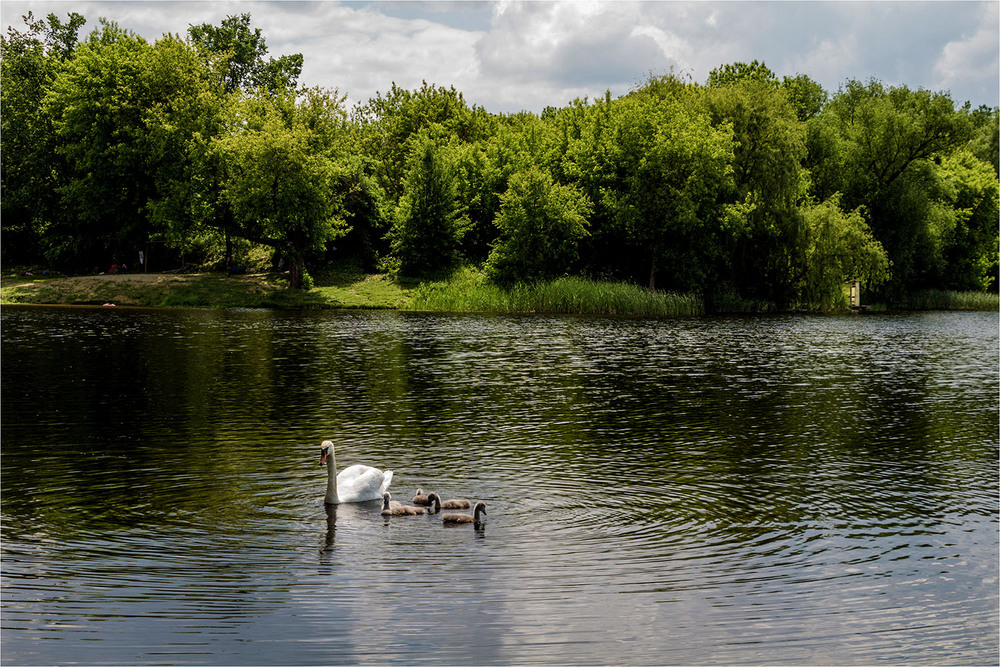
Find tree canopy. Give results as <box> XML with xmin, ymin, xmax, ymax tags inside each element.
<box><xmin>2</xmin><ymin>11</ymin><xmax>997</xmax><ymax>307</ymax></box>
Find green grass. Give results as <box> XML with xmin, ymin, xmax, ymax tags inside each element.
<box><xmin>408</xmin><ymin>267</ymin><xmax>704</xmax><ymax>316</ymax></box>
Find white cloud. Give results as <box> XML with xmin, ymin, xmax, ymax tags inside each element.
<box><xmin>788</xmin><ymin>34</ymin><xmax>863</xmax><ymax>89</ymax></box>
<box><xmin>932</xmin><ymin>2</ymin><xmax>1000</xmax><ymax>104</ymax></box>
<box><xmin>282</xmin><ymin>3</ymin><xmax>484</xmax><ymax>109</ymax></box>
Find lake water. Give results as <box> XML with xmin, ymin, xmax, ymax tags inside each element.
<box><xmin>1</xmin><ymin>306</ymin><xmax>997</xmax><ymax>665</ymax></box>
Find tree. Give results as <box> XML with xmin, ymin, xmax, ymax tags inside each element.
<box><xmin>0</xmin><ymin>11</ymin><xmax>85</xmax><ymax>265</ymax></box>
<box><xmin>212</xmin><ymin>91</ymin><xmax>351</xmax><ymax>288</ymax></box>
<box><xmin>453</xmin><ymin>112</ymin><xmax>554</xmax><ymax>263</ymax></box>
<box><xmin>819</xmin><ymin>79</ymin><xmax>973</xmax><ymax>295</ymax></box>
<box><xmin>388</xmin><ymin>133</ymin><xmax>466</xmax><ymax>277</ymax></box>
<box><xmin>799</xmin><ymin>195</ymin><xmax>889</xmax><ymax>308</ymax></box>
<box><xmin>966</xmin><ymin>104</ymin><xmax>999</xmax><ymax>176</ymax></box>
<box><xmin>599</xmin><ymin>91</ymin><xmax>736</xmax><ymax>292</ymax></box>
<box><xmin>935</xmin><ymin>150</ymin><xmax>999</xmax><ymax>291</ymax></box>
<box><xmin>707</xmin><ymin>60</ymin><xmax>777</xmax><ymax>88</ymax></box>
<box><xmin>187</xmin><ymin>13</ymin><xmax>301</xmax><ymax>94</ymax></box>
<box><xmin>699</xmin><ymin>73</ymin><xmax>809</xmax><ymax>305</ymax></box>
<box><xmin>41</xmin><ymin>22</ymin><xmax>150</xmax><ymax>267</ymax></box>
<box><xmin>782</xmin><ymin>73</ymin><xmax>827</xmax><ymax>122</ymax></box>
<box><xmin>40</xmin><ymin>21</ymin><xmax>223</xmax><ymax>271</ymax></box>
<box><xmin>142</xmin><ymin>35</ymin><xmax>227</xmax><ymax>256</ymax></box>
<box><xmin>485</xmin><ymin>166</ymin><xmax>592</xmax><ymax>286</ymax></box>
<box><xmin>354</xmin><ymin>81</ymin><xmax>493</xmax><ymax>203</ymax></box>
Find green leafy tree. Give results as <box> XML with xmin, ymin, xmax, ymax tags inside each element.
<box><xmin>553</xmin><ymin>94</ymin><xmax>626</xmax><ymax>278</ymax></box>
<box><xmin>0</xmin><ymin>11</ymin><xmax>85</xmax><ymax>265</ymax></box>
<box><xmin>781</xmin><ymin>73</ymin><xmax>827</xmax><ymax>121</ymax></box>
<box><xmin>699</xmin><ymin>71</ymin><xmax>809</xmax><ymax>305</ymax></box>
<box><xmin>599</xmin><ymin>91</ymin><xmax>736</xmax><ymax>291</ymax></box>
<box><xmin>453</xmin><ymin>112</ymin><xmax>554</xmax><ymax>263</ymax></box>
<box><xmin>354</xmin><ymin>81</ymin><xmax>494</xmax><ymax>203</ymax></box>
<box><xmin>388</xmin><ymin>133</ymin><xmax>466</xmax><ymax>277</ymax></box>
<box><xmin>42</xmin><ymin>21</ymin><xmax>218</xmax><ymax>270</ymax></box>
<box><xmin>799</xmin><ymin>195</ymin><xmax>889</xmax><ymax>308</ymax></box>
<box><xmin>935</xmin><ymin>150</ymin><xmax>999</xmax><ymax>290</ymax></box>
<box><xmin>966</xmin><ymin>104</ymin><xmax>999</xmax><ymax>176</ymax></box>
<box><xmin>707</xmin><ymin>60</ymin><xmax>777</xmax><ymax>88</ymax></box>
<box><xmin>188</xmin><ymin>13</ymin><xmax>301</xmax><ymax>94</ymax></box>
<box><xmin>818</xmin><ymin>79</ymin><xmax>972</xmax><ymax>295</ymax></box>
<box><xmin>142</xmin><ymin>36</ymin><xmax>227</xmax><ymax>255</ymax></box>
<box><xmin>485</xmin><ymin>166</ymin><xmax>592</xmax><ymax>286</ymax></box>
<box><xmin>212</xmin><ymin>90</ymin><xmax>351</xmax><ymax>288</ymax></box>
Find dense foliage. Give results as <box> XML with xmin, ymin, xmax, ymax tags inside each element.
<box><xmin>3</xmin><ymin>13</ymin><xmax>997</xmax><ymax>306</ymax></box>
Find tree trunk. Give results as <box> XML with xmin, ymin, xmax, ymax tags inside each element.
<box><xmin>289</xmin><ymin>257</ymin><xmax>303</xmax><ymax>289</ymax></box>
<box><xmin>224</xmin><ymin>224</ymin><xmax>232</xmax><ymax>276</ymax></box>
<box><xmin>648</xmin><ymin>256</ymin><xmax>656</xmax><ymax>291</ymax></box>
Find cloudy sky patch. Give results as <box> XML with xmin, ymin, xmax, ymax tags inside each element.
<box><xmin>2</xmin><ymin>1</ymin><xmax>996</xmax><ymax>113</ymax></box>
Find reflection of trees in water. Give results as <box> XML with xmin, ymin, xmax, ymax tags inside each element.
<box><xmin>5</xmin><ymin>308</ymin><xmax>995</xmax><ymax>542</ymax></box>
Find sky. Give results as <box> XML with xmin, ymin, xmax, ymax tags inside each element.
<box><xmin>2</xmin><ymin>1</ymin><xmax>998</xmax><ymax>114</ymax></box>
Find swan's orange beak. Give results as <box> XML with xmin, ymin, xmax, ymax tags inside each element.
<box><xmin>319</xmin><ymin>450</ymin><xmax>328</xmax><ymax>466</ymax></box>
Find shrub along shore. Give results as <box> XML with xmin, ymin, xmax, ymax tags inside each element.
<box><xmin>2</xmin><ymin>268</ymin><xmax>996</xmax><ymax>315</ymax></box>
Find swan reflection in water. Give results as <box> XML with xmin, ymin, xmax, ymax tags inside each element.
<box><xmin>320</xmin><ymin>503</ymin><xmax>336</xmax><ymax>557</ymax></box>
<box><xmin>319</xmin><ymin>501</ymin><xmax>373</xmax><ymax>556</ymax></box>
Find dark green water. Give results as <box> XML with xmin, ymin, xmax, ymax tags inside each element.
<box><xmin>2</xmin><ymin>306</ymin><xmax>997</xmax><ymax>665</ymax></box>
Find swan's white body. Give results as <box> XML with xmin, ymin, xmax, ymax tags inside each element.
<box><xmin>320</xmin><ymin>440</ymin><xmax>393</xmax><ymax>504</ymax></box>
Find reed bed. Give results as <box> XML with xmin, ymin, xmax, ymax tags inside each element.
<box><xmin>409</xmin><ymin>270</ymin><xmax>704</xmax><ymax>316</ymax></box>
<box><xmin>905</xmin><ymin>290</ymin><xmax>999</xmax><ymax>311</ymax></box>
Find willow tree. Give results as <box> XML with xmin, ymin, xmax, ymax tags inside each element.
<box><xmin>799</xmin><ymin>195</ymin><xmax>889</xmax><ymax>308</ymax></box>
<box><xmin>701</xmin><ymin>65</ymin><xmax>810</xmax><ymax>306</ymax></box>
<box><xmin>817</xmin><ymin>80</ymin><xmax>972</xmax><ymax>295</ymax></box>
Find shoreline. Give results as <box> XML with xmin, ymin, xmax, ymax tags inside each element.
<box><xmin>2</xmin><ymin>271</ymin><xmax>997</xmax><ymax>314</ymax></box>
<box><xmin>0</xmin><ymin>271</ymin><xmax>412</xmax><ymax>310</ymax></box>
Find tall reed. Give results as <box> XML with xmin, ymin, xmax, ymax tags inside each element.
<box><xmin>409</xmin><ymin>270</ymin><xmax>704</xmax><ymax>316</ymax></box>
<box><xmin>905</xmin><ymin>290</ymin><xmax>999</xmax><ymax>311</ymax></box>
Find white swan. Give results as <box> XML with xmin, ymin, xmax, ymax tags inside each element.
<box><xmin>319</xmin><ymin>440</ymin><xmax>393</xmax><ymax>504</ymax></box>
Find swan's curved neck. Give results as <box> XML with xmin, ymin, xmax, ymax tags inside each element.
<box><xmin>325</xmin><ymin>443</ymin><xmax>339</xmax><ymax>504</ymax></box>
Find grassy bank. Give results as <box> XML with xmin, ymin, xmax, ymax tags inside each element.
<box><xmin>2</xmin><ymin>267</ymin><xmax>996</xmax><ymax>314</ymax></box>
<box><xmin>0</xmin><ymin>269</ymin><xmax>413</xmax><ymax>309</ymax></box>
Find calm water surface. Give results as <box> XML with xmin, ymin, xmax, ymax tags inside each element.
<box><xmin>2</xmin><ymin>306</ymin><xmax>997</xmax><ymax>665</ymax></box>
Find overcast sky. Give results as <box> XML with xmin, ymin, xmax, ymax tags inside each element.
<box><xmin>3</xmin><ymin>1</ymin><xmax>997</xmax><ymax>114</ymax></box>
